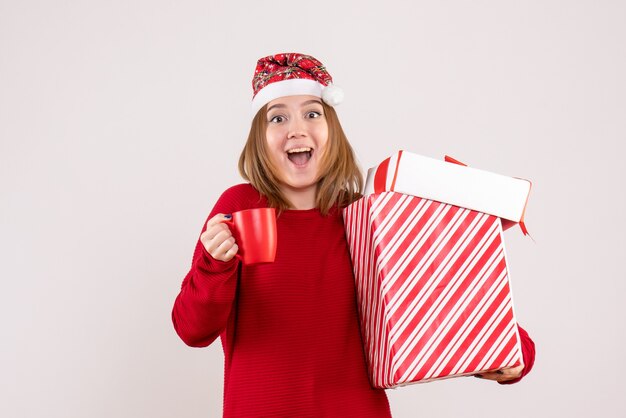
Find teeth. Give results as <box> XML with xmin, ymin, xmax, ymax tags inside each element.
<box><xmin>287</xmin><ymin>147</ymin><xmax>312</xmax><ymax>153</ymax></box>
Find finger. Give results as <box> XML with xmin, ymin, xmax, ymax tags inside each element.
<box><xmin>475</xmin><ymin>365</ymin><xmax>523</xmax><ymax>382</ymax></box>
<box><xmin>496</xmin><ymin>365</ymin><xmax>524</xmax><ymax>382</ymax></box>
<box><xmin>483</xmin><ymin>373</ymin><xmax>516</xmax><ymax>382</ymax></box>
<box><xmin>205</xmin><ymin>232</ymin><xmax>235</xmax><ymax>255</ymax></box>
<box><xmin>214</xmin><ymin>236</ymin><xmax>236</xmax><ymax>255</ymax></box>
<box><xmin>474</xmin><ymin>372</ymin><xmax>501</xmax><ymax>381</ymax></box>
<box><xmin>214</xmin><ymin>239</ymin><xmax>238</xmax><ymax>262</ymax></box>
<box><xmin>206</xmin><ymin>213</ymin><xmax>232</xmax><ymax>229</ymax></box>
<box><xmin>202</xmin><ymin>222</ymin><xmax>232</xmax><ymax>242</ymax></box>
<box><xmin>223</xmin><ymin>243</ymin><xmax>239</xmax><ymax>261</ymax></box>
<box><xmin>202</xmin><ymin>215</ymin><xmax>234</xmax><ymax>242</ymax></box>
<box><xmin>502</xmin><ymin>365</ymin><xmax>524</xmax><ymax>375</ymax></box>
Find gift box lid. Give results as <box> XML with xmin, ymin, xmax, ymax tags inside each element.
<box><xmin>363</xmin><ymin>150</ymin><xmax>531</xmax><ymax>222</ymax></box>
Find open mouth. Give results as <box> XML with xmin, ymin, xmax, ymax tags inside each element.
<box><xmin>286</xmin><ymin>147</ymin><xmax>313</xmax><ymax>166</ymax></box>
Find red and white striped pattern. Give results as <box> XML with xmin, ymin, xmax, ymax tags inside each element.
<box><xmin>343</xmin><ymin>191</ymin><xmax>523</xmax><ymax>388</ymax></box>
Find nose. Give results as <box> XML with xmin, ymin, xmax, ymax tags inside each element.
<box><xmin>287</xmin><ymin>117</ymin><xmax>306</xmax><ymax>139</ymax></box>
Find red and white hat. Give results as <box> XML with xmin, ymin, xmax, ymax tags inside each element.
<box><xmin>251</xmin><ymin>52</ymin><xmax>344</xmax><ymax>117</ymax></box>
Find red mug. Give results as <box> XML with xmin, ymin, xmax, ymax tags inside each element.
<box><xmin>226</xmin><ymin>208</ymin><xmax>277</xmax><ymax>265</ymax></box>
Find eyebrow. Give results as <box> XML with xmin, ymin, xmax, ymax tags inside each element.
<box><xmin>267</xmin><ymin>99</ymin><xmax>323</xmax><ymax>113</ymax></box>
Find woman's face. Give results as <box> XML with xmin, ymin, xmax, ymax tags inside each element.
<box><xmin>265</xmin><ymin>94</ymin><xmax>329</xmax><ymax>199</ymax></box>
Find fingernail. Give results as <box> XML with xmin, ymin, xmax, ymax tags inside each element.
<box><xmin>224</xmin><ymin>214</ymin><xmax>232</xmax><ymax>219</ymax></box>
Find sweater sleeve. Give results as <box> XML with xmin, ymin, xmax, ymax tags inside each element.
<box><xmin>171</xmin><ymin>185</ymin><xmax>257</xmax><ymax>347</ymax></box>
<box><xmin>498</xmin><ymin>324</ymin><xmax>536</xmax><ymax>385</ymax></box>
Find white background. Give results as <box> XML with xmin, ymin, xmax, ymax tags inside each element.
<box><xmin>1</xmin><ymin>1</ymin><xmax>624</xmax><ymax>417</ymax></box>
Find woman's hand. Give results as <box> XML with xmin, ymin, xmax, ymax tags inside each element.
<box><xmin>475</xmin><ymin>364</ymin><xmax>524</xmax><ymax>383</ymax></box>
<box><xmin>200</xmin><ymin>214</ymin><xmax>239</xmax><ymax>262</ymax></box>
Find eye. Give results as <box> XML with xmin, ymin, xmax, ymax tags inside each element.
<box><xmin>269</xmin><ymin>115</ymin><xmax>285</xmax><ymax>123</ymax></box>
<box><xmin>306</xmin><ymin>111</ymin><xmax>322</xmax><ymax>119</ymax></box>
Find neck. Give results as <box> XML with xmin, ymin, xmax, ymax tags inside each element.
<box><xmin>281</xmin><ymin>184</ymin><xmax>317</xmax><ymax>210</ymax></box>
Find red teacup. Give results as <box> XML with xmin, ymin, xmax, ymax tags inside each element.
<box><xmin>226</xmin><ymin>208</ymin><xmax>277</xmax><ymax>265</ymax></box>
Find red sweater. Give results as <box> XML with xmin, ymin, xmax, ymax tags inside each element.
<box><xmin>172</xmin><ymin>184</ymin><xmax>392</xmax><ymax>417</ymax></box>
<box><xmin>172</xmin><ymin>184</ymin><xmax>535</xmax><ymax>417</ymax></box>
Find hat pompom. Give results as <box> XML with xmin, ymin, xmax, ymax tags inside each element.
<box><xmin>321</xmin><ymin>84</ymin><xmax>344</xmax><ymax>106</ymax></box>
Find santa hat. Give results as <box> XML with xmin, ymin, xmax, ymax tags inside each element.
<box><xmin>250</xmin><ymin>52</ymin><xmax>344</xmax><ymax>117</ymax></box>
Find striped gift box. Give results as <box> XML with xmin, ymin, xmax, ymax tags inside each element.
<box><xmin>343</xmin><ymin>151</ymin><xmax>530</xmax><ymax>388</ymax></box>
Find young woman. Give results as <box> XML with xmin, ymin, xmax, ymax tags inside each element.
<box><xmin>172</xmin><ymin>53</ymin><xmax>535</xmax><ymax>417</ymax></box>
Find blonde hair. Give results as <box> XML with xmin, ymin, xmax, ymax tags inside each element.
<box><xmin>238</xmin><ymin>102</ymin><xmax>363</xmax><ymax>215</ymax></box>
